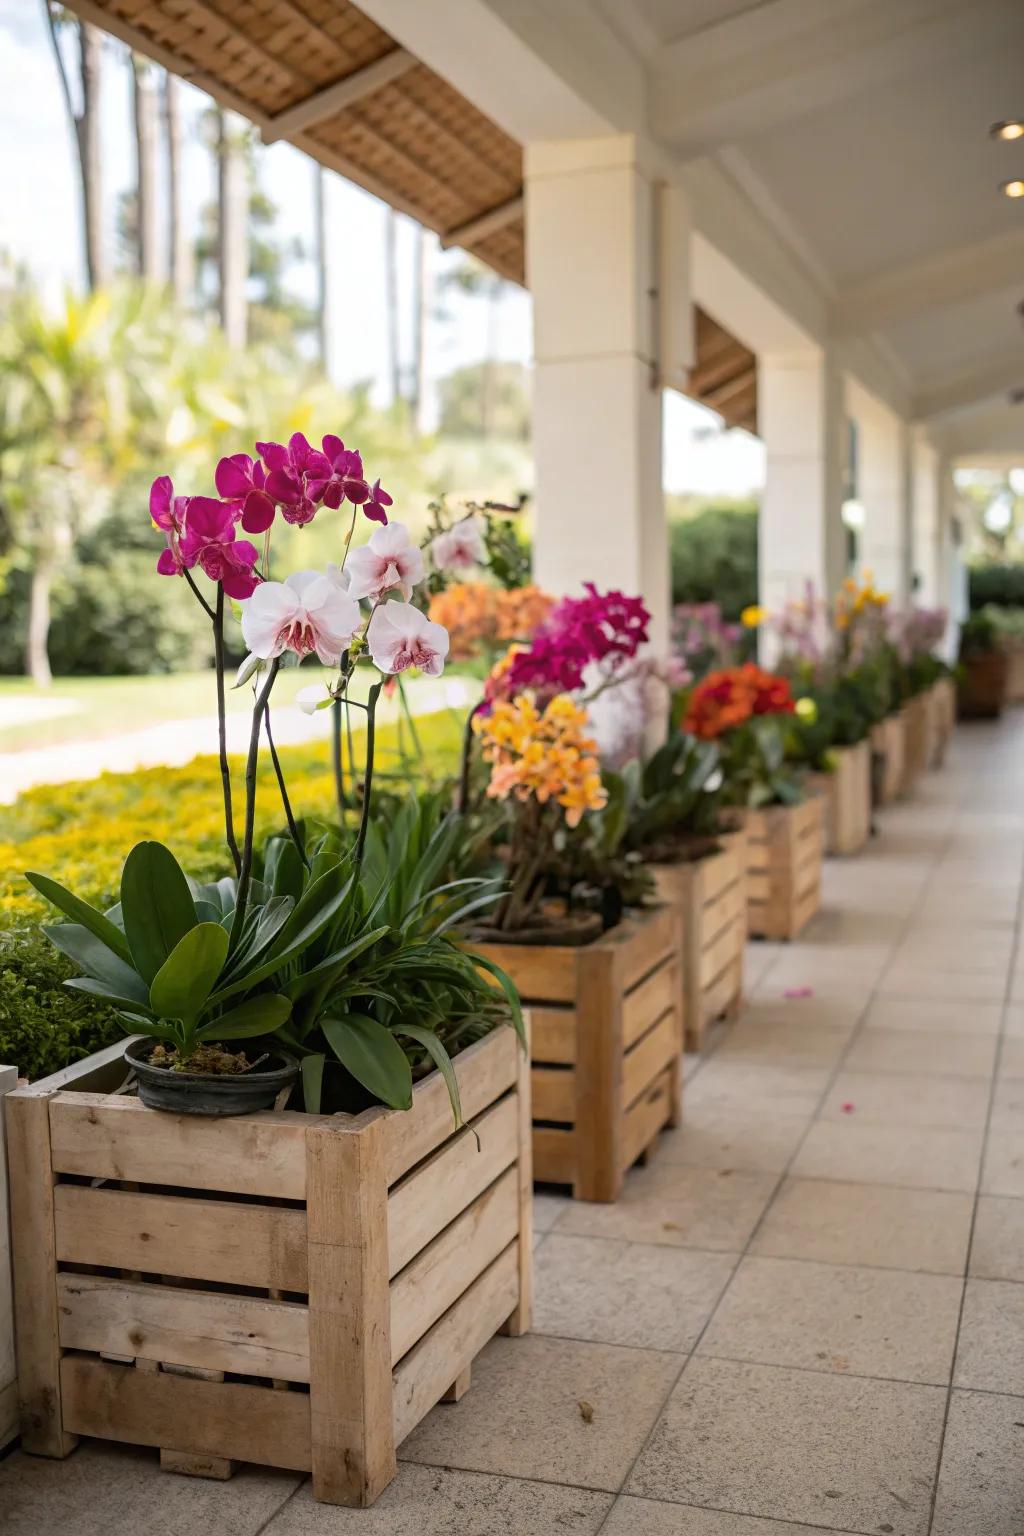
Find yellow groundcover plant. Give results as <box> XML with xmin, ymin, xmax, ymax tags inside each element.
<box><xmin>0</xmin><ymin>712</ymin><xmax>464</xmax><ymax>923</ymax></box>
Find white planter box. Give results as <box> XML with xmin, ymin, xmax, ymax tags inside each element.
<box><xmin>1</xmin><ymin>1062</ymin><xmax>17</xmax><ymax>1450</ymax></box>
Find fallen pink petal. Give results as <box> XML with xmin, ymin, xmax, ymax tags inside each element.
<box><xmin>783</xmin><ymin>986</ymin><xmax>815</xmax><ymax>999</ymax></box>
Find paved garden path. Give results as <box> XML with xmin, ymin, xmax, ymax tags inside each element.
<box><xmin>3</xmin><ymin>714</ymin><xmax>1024</xmax><ymax>1534</ymax></box>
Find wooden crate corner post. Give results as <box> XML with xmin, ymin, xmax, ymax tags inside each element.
<box><xmin>0</xmin><ymin>1063</ymin><xmax>20</xmax><ymax>1453</ymax></box>
<box><xmin>6</xmin><ymin>1086</ymin><xmax>78</xmax><ymax>1460</ymax></box>
<box><xmin>574</xmin><ymin>942</ymin><xmax>625</xmax><ymax>1204</ymax></box>
<box><xmin>306</xmin><ymin>1112</ymin><xmax>396</xmax><ymax>1508</ymax></box>
<box><xmin>500</xmin><ymin>1011</ymin><xmax>533</xmax><ymax>1337</ymax></box>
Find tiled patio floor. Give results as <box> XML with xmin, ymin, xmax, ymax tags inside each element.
<box><xmin>3</xmin><ymin>716</ymin><xmax>1023</xmax><ymax>1534</ymax></box>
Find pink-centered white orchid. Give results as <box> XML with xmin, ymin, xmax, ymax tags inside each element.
<box><xmin>241</xmin><ymin>571</ymin><xmax>361</xmax><ymax>667</ymax></box>
<box><xmin>368</xmin><ymin>601</ymin><xmax>450</xmax><ymax>677</ymax></box>
<box><xmin>431</xmin><ymin>518</ymin><xmax>484</xmax><ymax>571</ymax></box>
<box><xmin>346</xmin><ymin>521</ymin><xmax>425</xmax><ymax>602</ymax></box>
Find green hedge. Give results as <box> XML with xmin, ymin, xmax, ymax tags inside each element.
<box><xmin>968</xmin><ymin>564</ymin><xmax>1024</xmax><ymax>610</ymax></box>
<box><xmin>669</xmin><ymin>505</ymin><xmax>758</xmax><ymax>619</ymax></box>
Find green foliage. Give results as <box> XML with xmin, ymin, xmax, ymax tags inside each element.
<box><xmin>968</xmin><ymin>564</ymin><xmax>1024</xmax><ymax>610</ymax></box>
<box><xmin>0</xmin><ymin>925</ymin><xmax>123</xmax><ymax>1080</ymax></box>
<box><xmin>618</xmin><ymin>734</ymin><xmax>723</xmax><ymax>855</ymax></box>
<box><xmin>668</xmin><ymin>503</ymin><xmax>759</xmax><ymax>619</ymax></box>
<box><xmin>718</xmin><ymin>715</ymin><xmax>804</xmax><ymax>809</ymax></box>
<box><xmin>438</xmin><ymin>361</ymin><xmax>531</xmax><ymax>441</ymax></box>
<box><xmin>960</xmin><ymin>609</ymin><xmax>999</xmax><ymax>659</ymax></box>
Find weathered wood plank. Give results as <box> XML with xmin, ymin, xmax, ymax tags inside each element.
<box><xmin>501</xmin><ymin>1019</ymin><xmax>532</xmax><ymax>1337</ymax></box>
<box><xmin>383</xmin><ymin>1027</ymin><xmax>518</xmax><ymax>1186</ymax></box>
<box><xmin>56</xmin><ymin>1273</ymin><xmax>310</xmax><ymax>1382</ymax></box>
<box><xmin>621</xmin><ymin>1068</ymin><xmax>673</xmax><ymax>1172</ymax></box>
<box><xmin>531</xmin><ymin>1066</ymin><xmax>575</xmax><ymax>1123</ymax></box>
<box><xmin>622</xmin><ymin>958</ymin><xmax>678</xmax><ymax>1050</ymax></box>
<box><xmin>530</xmin><ymin>1006</ymin><xmax>576</xmax><ymax>1064</ymax></box>
<box><xmin>621</xmin><ymin>1009</ymin><xmax>678</xmax><ymax>1109</ymax></box>
<box><xmin>531</xmin><ymin>1126</ymin><xmax>575</xmax><ymax>1186</ymax></box>
<box><xmin>0</xmin><ymin>1063</ymin><xmax>18</xmax><ymax>1452</ymax></box>
<box><xmin>54</xmin><ymin>1184</ymin><xmax>307</xmax><ymax>1291</ymax></box>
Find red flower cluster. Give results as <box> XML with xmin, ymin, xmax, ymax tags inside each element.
<box><xmin>684</xmin><ymin>663</ymin><xmax>795</xmax><ymax>740</ymax></box>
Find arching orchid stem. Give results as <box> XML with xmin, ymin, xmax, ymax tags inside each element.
<box><xmin>263</xmin><ymin>701</ymin><xmax>309</xmax><ymax>868</ymax></box>
<box><xmin>230</xmin><ymin>657</ymin><xmax>281</xmax><ymax>948</ymax></box>
<box><xmin>331</xmin><ymin>697</ymin><xmax>347</xmax><ymax>817</ymax></box>
<box><xmin>183</xmin><ymin>567</ymin><xmax>216</xmax><ymax>622</ymax></box>
<box><xmin>212</xmin><ymin>584</ymin><xmax>242</xmax><ymax>875</ymax></box>
<box><xmin>355</xmin><ymin>679</ymin><xmax>384</xmax><ymax>866</ymax></box>
<box><xmin>457</xmin><ymin>703</ymin><xmax>478</xmax><ymax>815</ymax></box>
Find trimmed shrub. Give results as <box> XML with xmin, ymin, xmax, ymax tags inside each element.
<box><xmin>669</xmin><ymin>505</ymin><xmax>758</xmax><ymax>619</ymax></box>
<box><xmin>968</xmin><ymin>564</ymin><xmax>1024</xmax><ymax>611</ymax></box>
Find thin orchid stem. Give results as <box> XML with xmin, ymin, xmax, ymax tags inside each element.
<box><xmin>183</xmin><ymin>567</ymin><xmax>216</xmax><ymax>622</ymax></box>
<box><xmin>397</xmin><ymin>675</ymin><xmax>423</xmax><ymax>761</ymax></box>
<box><xmin>355</xmin><ymin>680</ymin><xmax>384</xmax><ymax>865</ymax></box>
<box><xmin>331</xmin><ymin>698</ymin><xmax>347</xmax><ymax>818</ymax></box>
<box><xmin>457</xmin><ymin>703</ymin><xmax>479</xmax><ymax>814</ymax></box>
<box><xmin>230</xmin><ymin>658</ymin><xmax>281</xmax><ymax>948</ymax></box>
<box><xmin>213</xmin><ymin>585</ymin><xmax>241</xmax><ymax>875</ymax></box>
<box><xmin>263</xmin><ymin>701</ymin><xmax>309</xmax><ymax>868</ymax></box>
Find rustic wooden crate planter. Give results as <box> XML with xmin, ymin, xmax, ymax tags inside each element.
<box><xmin>901</xmin><ymin>694</ymin><xmax>931</xmax><ymax>791</ymax></box>
<box><xmin>7</xmin><ymin>1027</ymin><xmax>531</xmax><ymax>1507</ymax></box>
<box><xmin>741</xmin><ymin>797</ymin><xmax>824</xmax><ymax>941</ymax></box>
<box><xmin>1001</xmin><ymin>641</ymin><xmax>1024</xmax><ymax>704</ymax></box>
<box><xmin>650</xmin><ymin>829</ymin><xmax>746</xmax><ymax>1051</ymax></box>
<box><xmin>929</xmin><ymin>677</ymin><xmax>956</xmax><ymax>767</ymax></box>
<box><xmin>1</xmin><ymin>1063</ymin><xmax>17</xmax><ymax>1453</ymax></box>
<box><xmin>808</xmin><ymin>739</ymin><xmax>872</xmax><ymax>856</ymax></box>
<box><xmin>476</xmin><ymin>906</ymin><xmax>682</xmax><ymax>1203</ymax></box>
<box><xmin>870</xmin><ymin>712</ymin><xmax>906</xmax><ymax>806</ymax></box>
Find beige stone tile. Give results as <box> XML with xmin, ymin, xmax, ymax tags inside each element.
<box><xmin>712</xmin><ymin>1021</ymin><xmax>850</xmax><ymax>1069</ymax></box>
<box><xmin>877</xmin><ymin>968</ymin><xmax>1008</xmax><ymax>1003</ymax></box>
<box><xmin>627</xmin><ymin>1357</ymin><xmax>946</xmax><ymax>1534</ymax></box>
<box><xmin>683</xmin><ymin>1061</ymin><xmax>829</xmax><ymax>1118</ymax></box>
<box><xmin>998</xmin><ymin>1037</ymin><xmax>1024</xmax><ymax>1078</ymax></box>
<box><xmin>932</xmin><ymin>1390</ymin><xmax>1024</xmax><ymax>1536</ymax></box>
<box><xmin>698</xmin><ymin>1255</ymin><xmax>961</xmax><ymax>1384</ymax></box>
<box><xmin>971</xmin><ymin>1196</ymin><xmax>1024</xmax><ymax>1281</ymax></box>
<box><xmin>399</xmin><ymin>1335</ymin><xmax>681</xmax><ymax>1492</ymax></box>
<box><xmin>556</xmin><ymin>1162</ymin><xmax>777</xmax><ymax>1253</ymax></box>
<box><xmin>751</xmin><ymin>1178</ymin><xmax>973</xmax><ymax>1274</ymax></box>
<box><xmin>791</xmin><ymin>1120</ymin><xmax>984</xmax><ymax>1193</ymax></box>
<box><xmin>953</xmin><ymin>1279</ymin><xmax>1024</xmax><ymax>1393</ymax></box>
<box><xmin>603</xmin><ymin>1498</ymin><xmax>838</xmax><ymax>1535</ymax></box>
<box><xmin>843</xmin><ymin>1028</ymin><xmax>998</xmax><ymax>1078</ymax></box>
<box><xmin>532</xmin><ymin>1192</ymin><xmax>570</xmax><ymax>1232</ymax></box>
<box><xmin>991</xmin><ymin>1075</ymin><xmax>1024</xmax><ymax>1126</ymax></box>
<box><xmin>0</xmin><ymin>1442</ymin><xmax>301</xmax><ymax>1536</ymax></box>
<box><xmin>533</xmin><ymin>1235</ymin><xmax>733</xmax><ymax>1352</ymax></box>
<box><xmin>893</xmin><ymin>937</ymin><xmax>1014</xmax><ymax>973</ymax></box>
<box><xmin>658</xmin><ymin>1109</ymin><xmax>810</xmax><ymax>1175</ymax></box>
<box><xmin>981</xmin><ymin>1129</ymin><xmax>1024</xmax><ymax>1197</ymax></box>
<box><xmin>1002</xmin><ymin>1004</ymin><xmax>1024</xmax><ymax>1038</ymax></box>
<box><xmin>863</xmin><ymin>996</ymin><xmax>1004</xmax><ymax>1036</ymax></box>
<box><xmin>264</xmin><ymin>1464</ymin><xmax>613</xmax><ymax>1535</ymax></box>
<box><xmin>732</xmin><ymin>994</ymin><xmax>863</xmax><ymax>1031</ymax></box>
<box><xmin>821</xmin><ymin>1071</ymin><xmax>991</xmax><ymax>1128</ymax></box>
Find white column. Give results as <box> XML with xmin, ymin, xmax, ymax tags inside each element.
<box><xmin>758</xmin><ymin>349</ymin><xmax>846</xmax><ymax>651</ymax></box>
<box><xmin>911</xmin><ymin>430</ymin><xmax>941</xmax><ymax>605</ymax></box>
<box><xmin>857</xmin><ymin>396</ymin><xmax>912</xmax><ymax>604</ymax></box>
<box><xmin>526</xmin><ymin>135</ymin><xmax>672</xmax><ymax>656</ymax></box>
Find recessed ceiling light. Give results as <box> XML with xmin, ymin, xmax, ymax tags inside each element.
<box><xmin>991</xmin><ymin>120</ymin><xmax>1024</xmax><ymax>141</ymax></box>
<box><xmin>1001</xmin><ymin>179</ymin><xmax>1024</xmax><ymax>198</ymax></box>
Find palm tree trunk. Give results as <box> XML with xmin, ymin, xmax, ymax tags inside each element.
<box><xmin>217</xmin><ymin>108</ymin><xmax>248</xmax><ymax>347</ymax></box>
<box><xmin>163</xmin><ymin>72</ymin><xmax>191</xmax><ymax>305</ymax></box>
<box><xmin>313</xmin><ymin>163</ymin><xmax>330</xmax><ymax>373</ymax></box>
<box><xmin>132</xmin><ymin>56</ymin><xmax>160</xmax><ymax>281</ymax></box>
<box><xmin>42</xmin><ymin>5</ymin><xmax>106</xmax><ymax>290</ymax></box>
<box><xmin>27</xmin><ymin>554</ymin><xmax>55</xmax><ymax>688</ymax></box>
<box><xmin>385</xmin><ymin>206</ymin><xmax>401</xmax><ymax>406</ymax></box>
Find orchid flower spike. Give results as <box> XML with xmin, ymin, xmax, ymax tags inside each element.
<box><xmin>240</xmin><ymin>571</ymin><xmax>361</xmax><ymax>666</ymax></box>
<box><xmin>346</xmin><ymin>522</ymin><xmax>425</xmax><ymax>602</ymax></box>
<box><xmin>368</xmin><ymin>601</ymin><xmax>450</xmax><ymax>677</ymax></box>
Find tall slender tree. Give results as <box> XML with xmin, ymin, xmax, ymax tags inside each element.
<box><xmin>411</xmin><ymin>225</ymin><xmax>431</xmax><ymax>435</ymax></box>
<box><xmin>163</xmin><ymin>71</ymin><xmax>191</xmax><ymax>306</ymax></box>
<box><xmin>384</xmin><ymin>206</ymin><xmax>401</xmax><ymax>405</ymax></box>
<box><xmin>312</xmin><ymin>162</ymin><xmax>330</xmax><ymax>373</ymax></box>
<box><xmin>217</xmin><ymin>107</ymin><xmax>248</xmax><ymax>347</ymax></box>
<box><xmin>42</xmin><ymin>4</ymin><xmax>106</xmax><ymax>290</ymax></box>
<box><xmin>132</xmin><ymin>55</ymin><xmax>160</xmax><ymax>281</ymax></box>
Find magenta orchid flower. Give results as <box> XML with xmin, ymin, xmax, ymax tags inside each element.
<box><xmin>256</xmin><ymin>433</ymin><xmax>332</xmax><ymax>526</ymax></box>
<box><xmin>368</xmin><ymin>602</ymin><xmax>449</xmax><ymax>677</ymax></box>
<box><xmin>431</xmin><ymin>518</ymin><xmax>484</xmax><ymax>570</ymax></box>
<box><xmin>240</xmin><ymin>571</ymin><xmax>361</xmax><ymax>666</ymax></box>
<box><xmin>215</xmin><ymin>454</ymin><xmax>276</xmax><ymax>534</ymax></box>
<box><xmin>151</xmin><ymin>474</ymin><xmax>189</xmax><ymax>576</ymax></box>
<box><xmin>178</xmin><ymin>497</ymin><xmax>261</xmax><ymax>599</ymax></box>
<box><xmin>318</xmin><ymin>435</ymin><xmax>372</xmax><ymax>511</ymax></box>
<box><xmin>364</xmin><ymin>479</ymin><xmax>393</xmax><ymax>525</ymax></box>
<box><xmin>345</xmin><ymin>522</ymin><xmax>425</xmax><ymax>602</ymax></box>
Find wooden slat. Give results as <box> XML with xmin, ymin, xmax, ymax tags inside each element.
<box><xmin>262</xmin><ymin>48</ymin><xmax>415</xmax><ymax>142</ymax></box>
<box><xmin>619</xmin><ymin>906</ymin><xmax>678</xmax><ymax>992</ymax></box>
<box><xmin>60</xmin><ymin>1355</ymin><xmax>311</xmax><ymax>1470</ymax></box>
<box><xmin>573</xmin><ymin>933</ymin><xmax>622</xmax><ymax>1203</ymax></box>
<box><xmin>622</xmin><ymin>957</ymin><xmax>678</xmax><ymax>1050</ymax></box>
<box><xmin>699</xmin><ymin>913</ymin><xmax>745</xmax><ymax>990</ymax></box>
<box><xmin>501</xmin><ymin>1018</ymin><xmax>532</xmax><ymax>1337</ymax></box>
<box><xmin>49</xmin><ymin>1095</ymin><xmax>318</xmax><ymax>1200</ymax></box>
<box><xmin>531</xmin><ymin>1066</ymin><xmax>575</xmax><ymax>1123</ymax></box>
<box><xmin>54</xmin><ymin>1184</ymin><xmax>307</xmax><ymax>1291</ymax></box>
<box><xmin>383</xmin><ymin>1027</ymin><xmax>517</xmax><ymax>1185</ymax></box>
<box><xmin>0</xmin><ymin>1063</ymin><xmax>17</xmax><ymax>1453</ymax></box>
<box><xmin>56</xmin><ymin>1274</ymin><xmax>309</xmax><ymax>1382</ymax></box>
<box><xmin>307</xmin><ymin>1115</ymin><xmax>395</xmax><ymax>1506</ymax></box>
<box><xmin>392</xmin><ymin>1245</ymin><xmax>518</xmax><ymax>1447</ymax></box>
<box><xmin>621</xmin><ymin>1068</ymin><xmax>673</xmax><ymax>1171</ymax></box>
<box><xmin>31</xmin><ymin>1037</ymin><xmax>132</xmax><ymax>1095</ymax></box>
<box><xmin>622</xmin><ymin>1009</ymin><xmax>679</xmax><ymax>1109</ymax></box>
<box><xmin>474</xmin><ymin>941</ymin><xmax>578</xmax><ymax>1004</ymax></box>
<box><xmin>390</xmin><ymin>1168</ymin><xmax>518</xmax><ymax>1362</ymax></box>
<box><xmin>531</xmin><ymin>1006</ymin><xmax>576</xmax><ymax>1064</ymax></box>
<box><xmin>531</xmin><ymin>1126</ymin><xmax>576</xmax><ymax>1186</ymax></box>
<box><xmin>387</xmin><ymin>1095</ymin><xmax>517</xmax><ymax>1277</ymax></box>
<box><xmin>6</xmin><ymin>1088</ymin><xmax>77</xmax><ymax>1457</ymax></box>
<box><xmin>701</xmin><ymin>957</ymin><xmax>743</xmax><ymax>1030</ymax></box>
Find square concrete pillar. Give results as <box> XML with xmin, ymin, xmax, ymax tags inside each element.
<box><xmin>758</xmin><ymin>349</ymin><xmax>846</xmax><ymax>656</ymax></box>
<box><xmin>854</xmin><ymin>391</ymin><xmax>912</xmax><ymax>604</ymax></box>
<box><xmin>526</xmin><ymin>135</ymin><xmax>675</xmax><ymax>656</ymax></box>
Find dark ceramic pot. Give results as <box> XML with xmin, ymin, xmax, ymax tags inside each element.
<box><xmin>125</xmin><ymin>1037</ymin><xmax>299</xmax><ymax>1117</ymax></box>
